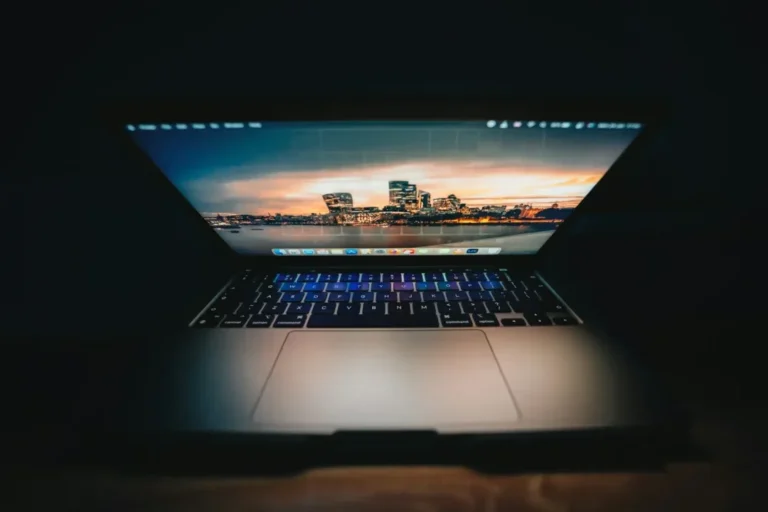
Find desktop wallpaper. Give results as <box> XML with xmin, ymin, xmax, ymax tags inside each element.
<box><xmin>128</xmin><ymin>120</ymin><xmax>641</xmax><ymax>255</ymax></box>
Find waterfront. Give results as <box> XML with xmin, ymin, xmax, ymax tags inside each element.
<box><xmin>217</xmin><ymin>224</ymin><xmax>556</xmax><ymax>255</ymax></box>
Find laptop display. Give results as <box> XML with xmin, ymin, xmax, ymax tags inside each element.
<box><xmin>127</xmin><ymin>120</ymin><xmax>641</xmax><ymax>256</ymax></box>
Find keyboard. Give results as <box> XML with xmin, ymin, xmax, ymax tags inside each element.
<box><xmin>192</xmin><ymin>269</ymin><xmax>579</xmax><ymax>328</ymax></box>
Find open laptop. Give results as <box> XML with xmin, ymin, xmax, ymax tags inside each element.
<box><xmin>116</xmin><ymin>102</ymin><xmax>662</xmax><ymax>436</ymax></box>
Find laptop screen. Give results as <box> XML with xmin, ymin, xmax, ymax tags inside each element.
<box><xmin>126</xmin><ymin>120</ymin><xmax>642</xmax><ymax>256</ymax></box>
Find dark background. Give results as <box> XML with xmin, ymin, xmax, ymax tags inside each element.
<box><xmin>7</xmin><ymin>0</ymin><xmax>753</xmax><ymax>476</ymax></box>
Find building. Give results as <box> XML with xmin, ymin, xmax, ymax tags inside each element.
<box><xmin>432</xmin><ymin>197</ymin><xmax>454</xmax><ymax>211</ymax></box>
<box><xmin>481</xmin><ymin>205</ymin><xmax>507</xmax><ymax>214</ymax></box>
<box><xmin>447</xmin><ymin>194</ymin><xmax>461</xmax><ymax>210</ymax></box>
<box><xmin>419</xmin><ymin>190</ymin><xmax>431</xmax><ymax>209</ymax></box>
<box><xmin>388</xmin><ymin>181</ymin><xmax>409</xmax><ymax>207</ymax></box>
<box><xmin>389</xmin><ymin>180</ymin><xmax>420</xmax><ymax>211</ymax></box>
<box><xmin>322</xmin><ymin>192</ymin><xmax>353</xmax><ymax>213</ymax></box>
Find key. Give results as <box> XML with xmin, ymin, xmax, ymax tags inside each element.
<box><xmin>480</xmin><ymin>281</ymin><xmax>503</xmax><ymax>290</ymax></box>
<box><xmin>425</xmin><ymin>272</ymin><xmax>445</xmax><ymax>282</ymax></box>
<box><xmin>447</xmin><ymin>291</ymin><xmax>468</xmax><ymax>301</ymax></box>
<box><xmin>377</xmin><ymin>292</ymin><xmax>398</xmax><ymax>302</ymax></box>
<box><xmin>351</xmin><ymin>292</ymin><xmax>374</xmax><ymax>302</ymax></box>
<box><xmin>501</xmin><ymin>318</ymin><xmax>527</xmax><ymax>327</ymax></box>
<box><xmin>361</xmin><ymin>273</ymin><xmax>380</xmax><ymax>282</ymax></box>
<box><xmin>472</xmin><ymin>313</ymin><xmax>499</xmax><ymax>327</ymax></box>
<box><xmin>362</xmin><ymin>303</ymin><xmax>386</xmax><ymax>315</ymax></box>
<box><xmin>390</xmin><ymin>303</ymin><xmax>410</xmax><ymax>314</ymax></box>
<box><xmin>403</xmin><ymin>273</ymin><xmax>421</xmax><ymax>282</ymax></box>
<box><xmin>416</xmin><ymin>282</ymin><xmax>437</xmax><ymax>291</ymax></box>
<box><xmin>326</xmin><ymin>282</ymin><xmax>347</xmax><ymax>292</ymax></box>
<box><xmin>415</xmin><ymin>302</ymin><xmax>435</xmax><ymax>313</ymax></box>
<box><xmin>261</xmin><ymin>303</ymin><xmax>287</xmax><ymax>315</ymax></box>
<box><xmin>247</xmin><ymin>314</ymin><xmax>274</xmax><ymax>328</ymax></box>
<box><xmin>206</xmin><ymin>304</ymin><xmax>237</xmax><ymax>316</ymax></box>
<box><xmin>239</xmin><ymin>302</ymin><xmax>264</xmax><ymax>316</ymax></box>
<box><xmin>437</xmin><ymin>281</ymin><xmax>459</xmax><ymax>291</ymax></box>
<box><xmin>303</xmin><ymin>282</ymin><xmax>325</xmax><ymax>292</ymax></box>
<box><xmin>286</xmin><ymin>303</ymin><xmax>313</xmax><ymax>314</ymax></box>
<box><xmin>525</xmin><ymin>312</ymin><xmax>553</xmax><ymax>326</ymax></box>
<box><xmin>329</xmin><ymin>292</ymin><xmax>351</xmax><ymax>302</ymax></box>
<box><xmin>213</xmin><ymin>294</ymin><xmax>240</xmax><ymax>312</ymax></box>
<box><xmin>279</xmin><ymin>282</ymin><xmax>303</xmax><ymax>292</ymax></box>
<box><xmin>220</xmin><ymin>314</ymin><xmax>249</xmax><ymax>327</ymax></box>
<box><xmin>341</xmin><ymin>273</ymin><xmax>360</xmax><ymax>282</ymax></box>
<box><xmin>446</xmin><ymin>272</ymin><xmax>466</xmax><ymax>281</ymax></box>
<box><xmin>274</xmin><ymin>314</ymin><xmax>307</xmax><ymax>328</ymax></box>
<box><xmin>461</xmin><ymin>302</ymin><xmax>487</xmax><ymax>314</ymax></box>
<box><xmin>460</xmin><ymin>282</ymin><xmax>482</xmax><ymax>291</ymax></box>
<box><xmin>297</xmin><ymin>273</ymin><xmax>318</xmax><ymax>282</ymax></box>
<box><xmin>440</xmin><ymin>313</ymin><xmax>472</xmax><ymax>327</ymax></box>
<box><xmin>485</xmin><ymin>272</ymin><xmax>503</xmax><ymax>281</ymax></box>
<box><xmin>393</xmin><ymin>282</ymin><xmax>414</xmax><ymax>292</ymax></box>
<box><xmin>281</xmin><ymin>292</ymin><xmax>305</xmax><ymax>302</ymax></box>
<box><xmin>258</xmin><ymin>292</ymin><xmax>281</xmax><ymax>303</ymax></box>
<box><xmin>193</xmin><ymin>313</ymin><xmax>224</xmax><ymax>327</ymax></box>
<box><xmin>423</xmin><ymin>292</ymin><xmax>444</xmax><ymax>302</ymax></box>
<box><xmin>258</xmin><ymin>282</ymin><xmax>279</xmax><ymax>294</ymax></box>
<box><xmin>338</xmin><ymin>303</ymin><xmax>361</xmax><ymax>315</ymax></box>
<box><xmin>468</xmin><ymin>291</ymin><xmax>493</xmax><ymax>301</ymax></box>
<box><xmin>553</xmin><ymin>316</ymin><xmax>578</xmax><ymax>325</ymax></box>
<box><xmin>437</xmin><ymin>302</ymin><xmax>461</xmax><ymax>314</ymax></box>
<box><xmin>308</xmin><ymin>312</ymin><xmax>439</xmax><ymax>328</ymax></box>
<box><xmin>274</xmin><ymin>273</ymin><xmax>297</xmax><ymax>282</ymax></box>
<box><xmin>313</xmin><ymin>303</ymin><xmax>336</xmax><ymax>315</ymax></box>
<box><xmin>399</xmin><ymin>292</ymin><xmax>421</xmax><ymax>302</ymax></box>
<box><xmin>485</xmin><ymin>301</ymin><xmax>512</xmax><ymax>313</ymax></box>
<box><xmin>382</xmin><ymin>272</ymin><xmax>402</xmax><ymax>282</ymax></box>
<box><xmin>466</xmin><ymin>272</ymin><xmax>487</xmax><ymax>281</ymax></box>
<box><xmin>348</xmin><ymin>282</ymin><xmax>370</xmax><ymax>292</ymax></box>
<box><xmin>491</xmin><ymin>290</ymin><xmax>512</xmax><ymax>301</ymax></box>
<box><xmin>318</xmin><ymin>273</ymin><xmax>337</xmax><ymax>282</ymax></box>
<box><xmin>372</xmin><ymin>282</ymin><xmax>391</xmax><ymax>292</ymax></box>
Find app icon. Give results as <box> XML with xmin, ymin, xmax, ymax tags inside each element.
<box><xmin>466</xmin><ymin>248</ymin><xmax>479</xmax><ymax>254</ymax></box>
<box><xmin>126</xmin><ymin>124</ymin><xmax>136</xmax><ymax>131</ymax></box>
<box><xmin>344</xmin><ymin>249</ymin><xmax>358</xmax><ymax>255</ymax></box>
<box><xmin>272</xmin><ymin>249</ymin><xmax>287</xmax><ymax>256</ymax></box>
<box><xmin>488</xmin><ymin>247</ymin><xmax>502</xmax><ymax>255</ymax></box>
<box><xmin>374</xmin><ymin>248</ymin><xmax>387</xmax><ymax>254</ymax></box>
<box><xmin>160</xmin><ymin>124</ymin><xmax>172</xmax><ymax>130</ymax></box>
<box><xmin>175</xmin><ymin>123</ymin><xmax>188</xmax><ymax>130</ymax></box>
<box><xmin>248</xmin><ymin>122</ymin><xmax>262</xmax><ymax>128</ymax></box>
<box><xmin>361</xmin><ymin>248</ymin><xmax>373</xmax><ymax>255</ymax></box>
<box><xmin>587</xmin><ymin>122</ymin><xmax>595</xmax><ymax>128</ymax></box>
<box><xmin>209</xmin><ymin>123</ymin><xmax>220</xmax><ymax>129</ymax></box>
<box><xmin>527</xmin><ymin>121</ymin><xmax>536</xmax><ymax>128</ymax></box>
<box><xmin>388</xmin><ymin>249</ymin><xmax>400</xmax><ymax>255</ymax></box>
<box><xmin>316</xmin><ymin>249</ymin><xmax>330</xmax><ymax>255</ymax></box>
<box><xmin>439</xmin><ymin>248</ymin><xmax>451</xmax><ymax>254</ymax></box>
<box><xmin>499</xmin><ymin>121</ymin><xmax>508</xmax><ymax>129</ymax></box>
<box><xmin>575</xmin><ymin>122</ymin><xmax>585</xmax><ymax>129</ymax></box>
<box><xmin>288</xmin><ymin>249</ymin><xmax>301</xmax><ymax>255</ymax></box>
<box><xmin>453</xmin><ymin>248</ymin><xmax>464</xmax><ymax>254</ymax></box>
<box><xmin>302</xmin><ymin>249</ymin><xmax>315</xmax><ymax>255</ymax></box>
<box><xmin>486</xmin><ymin>120</ymin><xmax>497</xmax><ymax>128</ymax></box>
<box><xmin>417</xmin><ymin>248</ymin><xmax>429</xmax><ymax>254</ymax></box>
<box><xmin>191</xmin><ymin>123</ymin><xmax>206</xmax><ymax>130</ymax></box>
<box><xmin>513</xmin><ymin>121</ymin><xmax>522</xmax><ymax>128</ymax></box>
<box><xmin>403</xmin><ymin>248</ymin><xmax>415</xmax><ymax>255</ymax></box>
<box><xmin>330</xmin><ymin>249</ymin><xmax>344</xmax><ymax>255</ymax></box>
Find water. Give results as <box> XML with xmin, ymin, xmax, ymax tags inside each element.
<box><xmin>217</xmin><ymin>224</ymin><xmax>556</xmax><ymax>255</ymax></box>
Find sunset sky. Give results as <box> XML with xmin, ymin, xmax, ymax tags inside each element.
<box><xmin>130</xmin><ymin>121</ymin><xmax>640</xmax><ymax>215</ymax></box>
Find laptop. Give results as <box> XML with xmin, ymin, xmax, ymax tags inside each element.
<box><xmin>115</xmin><ymin>101</ymin><xmax>662</xmax><ymax>436</ymax></box>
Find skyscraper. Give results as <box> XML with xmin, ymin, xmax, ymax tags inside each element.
<box><xmin>322</xmin><ymin>192</ymin><xmax>353</xmax><ymax>213</ymax></box>
<box><xmin>419</xmin><ymin>190</ymin><xmax>431</xmax><ymax>209</ymax></box>
<box><xmin>389</xmin><ymin>181</ymin><xmax>409</xmax><ymax>207</ymax></box>
<box><xmin>447</xmin><ymin>194</ymin><xmax>460</xmax><ymax>210</ymax></box>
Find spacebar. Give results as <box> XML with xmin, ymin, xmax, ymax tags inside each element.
<box><xmin>307</xmin><ymin>313</ymin><xmax>439</xmax><ymax>328</ymax></box>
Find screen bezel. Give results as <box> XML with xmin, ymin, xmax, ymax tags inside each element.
<box><xmin>104</xmin><ymin>96</ymin><xmax>664</xmax><ymax>268</ymax></box>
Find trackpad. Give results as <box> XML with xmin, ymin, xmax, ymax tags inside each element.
<box><xmin>252</xmin><ymin>330</ymin><xmax>519</xmax><ymax>433</ymax></box>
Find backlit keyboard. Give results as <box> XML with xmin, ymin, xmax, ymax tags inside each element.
<box><xmin>192</xmin><ymin>269</ymin><xmax>578</xmax><ymax>328</ymax></box>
